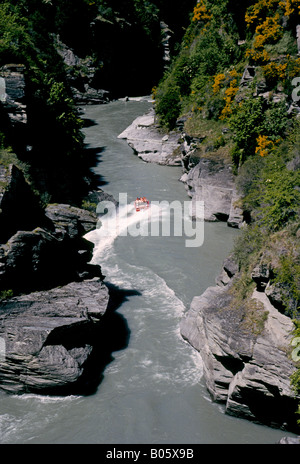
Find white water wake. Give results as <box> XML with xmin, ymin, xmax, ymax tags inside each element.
<box><xmin>85</xmin><ymin>204</ymin><xmax>204</xmax><ymax>393</ymax></box>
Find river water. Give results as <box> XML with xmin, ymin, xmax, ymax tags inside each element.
<box><xmin>0</xmin><ymin>100</ymin><xmax>296</xmax><ymax>444</ymax></box>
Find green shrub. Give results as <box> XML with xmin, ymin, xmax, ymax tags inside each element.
<box><xmin>0</xmin><ymin>289</ymin><xmax>13</xmax><ymax>300</ymax></box>
<box><xmin>0</xmin><ymin>2</ymin><xmax>32</xmax><ymax>65</ymax></box>
<box><xmin>230</xmin><ymin>97</ymin><xmax>265</xmax><ymax>165</ymax></box>
<box><xmin>155</xmin><ymin>83</ymin><xmax>181</xmax><ymax>129</ymax></box>
<box><xmin>230</xmin><ymin>97</ymin><xmax>290</xmax><ymax>167</ymax></box>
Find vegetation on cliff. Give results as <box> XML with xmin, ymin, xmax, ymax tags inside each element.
<box><xmin>154</xmin><ymin>0</ymin><xmax>300</xmax><ymax>425</ymax></box>
<box><xmin>0</xmin><ymin>0</ymin><xmax>194</xmax><ymax>204</ymax></box>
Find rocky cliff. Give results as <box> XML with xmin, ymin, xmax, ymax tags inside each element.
<box><xmin>0</xmin><ymin>164</ymin><xmax>112</xmax><ymax>394</ymax></box>
<box><xmin>180</xmin><ymin>256</ymin><xmax>299</xmax><ymax>432</ymax></box>
<box><xmin>0</xmin><ymin>120</ymin><xmax>114</xmax><ymax>394</ymax></box>
<box><xmin>0</xmin><ymin>279</ymin><xmax>109</xmax><ymax>394</ymax></box>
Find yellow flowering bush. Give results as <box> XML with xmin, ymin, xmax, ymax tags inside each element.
<box><xmin>288</xmin><ymin>56</ymin><xmax>300</xmax><ymax>78</ymax></box>
<box><xmin>246</xmin><ymin>48</ymin><xmax>270</xmax><ymax>62</ymax></box>
<box><xmin>255</xmin><ymin>134</ymin><xmax>280</xmax><ymax>156</ymax></box>
<box><xmin>192</xmin><ymin>0</ymin><xmax>212</xmax><ymax>22</ymax></box>
<box><xmin>211</xmin><ymin>68</ymin><xmax>241</xmax><ymax>120</ymax></box>
<box><xmin>245</xmin><ymin>0</ymin><xmax>300</xmax><ymax>25</ymax></box>
<box><xmin>254</xmin><ymin>14</ymin><xmax>283</xmax><ymax>46</ymax></box>
<box><xmin>279</xmin><ymin>0</ymin><xmax>300</xmax><ymax>15</ymax></box>
<box><xmin>263</xmin><ymin>61</ymin><xmax>288</xmax><ymax>82</ymax></box>
<box><xmin>220</xmin><ymin>79</ymin><xmax>239</xmax><ymax>120</ymax></box>
<box><xmin>245</xmin><ymin>0</ymin><xmax>278</xmax><ymax>25</ymax></box>
<box><xmin>245</xmin><ymin>0</ymin><xmax>299</xmax><ymax>63</ymax></box>
<box><xmin>212</xmin><ymin>73</ymin><xmax>225</xmax><ymax>94</ymax></box>
<box><xmin>246</xmin><ymin>14</ymin><xmax>283</xmax><ymax>63</ymax></box>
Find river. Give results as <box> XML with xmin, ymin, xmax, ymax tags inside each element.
<box><xmin>0</xmin><ymin>99</ymin><xmax>296</xmax><ymax>444</ymax></box>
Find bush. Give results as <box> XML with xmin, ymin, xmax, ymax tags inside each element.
<box><xmin>230</xmin><ymin>97</ymin><xmax>290</xmax><ymax>167</ymax></box>
<box><xmin>230</xmin><ymin>97</ymin><xmax>265</xmax><ymax>165</ymax></box>
<box><xmin>155</xmin><ymin>83</ymin><xmax>181</xmax><ymax>129</ymax></box>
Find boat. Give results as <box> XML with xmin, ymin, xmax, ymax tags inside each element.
<box><xmin>134</xmin><ymin>197</ymin><xmax>150</xmax><ymax>212</ymax></box>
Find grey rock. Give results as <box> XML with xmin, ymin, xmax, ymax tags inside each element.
<box><xmin>0</xmin><ymin>64</ymin><xmax>26</xmax><ymax>103</ymax></box>
<box><xmin>297</xmin><ymin>25</ymin><xmax>300</xmax><ymax>55</ymax></box>
<box><xmin>223</xmin><ymin>254</ymin><xmax>239</xmax><ymax>278</ymax></box>
<box><xmin>0</xmin><ymin>64</ymin><xmax>27</xmax><ymax>126</ymax></box>
<box><xmin>0</xmin><ymin>201</ymin><xmax>102</xmax><ymax>294</ymax></box>
<box><xmin>216</xmin><ymin>254</ymin><xmax>239</xmax><ymax>287</ymax></box>
<box><xmin>183</xmin><ymin>159</ymin><xmax>243</xmax><ymax>226</ymax></box>
<box><xmin>251</xmin><ymin>263</ymin><xmax>271</xmax><ymax>291</ymax></box>
<box><xmin>240</xmin><ymin>66</ymin><xmax>256</xmax><ymax>87</ymax></box>
<box><xmin>118</xmin><ymin>108</ymin><xmax>182</xmax><ymax>165</ymax></box>
<box><xmin>180</xmin><ymin>286</ymin><xmax>299</xmax><ymax>431</ymax></box>
<box><xmin>54</xmin><ymin>36</ymin><xmax>110</xmax><ymax>104</ymax></box>
<box><xmin>228</xmin><ymin>188</ymin><xmax>244</xmax><ymax>228</ymax></box>
<box><xmin>0</xmin><ymin>279</ymin><xmax>109</xmax><ymax>394</ymax></box>
<box><xmin>278</xmin><ymin>436</ymin><xmax>300</xmax><ymax>444</ymax></box>
<box><xmin>45</xmin><ymin>203</ymin><xmax>98</xmax><ymax>238</ymax></box>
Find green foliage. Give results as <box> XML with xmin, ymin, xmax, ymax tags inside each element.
<box><xmin>155</xmin><ymin>82</ymin><xmax>181</xmax><ymax>129</ymax></box>
<box><xmin>256</xmin><ymin>166</ymin><xmax>300</xmax><ymax>231</ymax></box>
<box><xmin>240</xmin><ymin>133</ymin><xmax>300</xmax><ymax>232</ymax></box>
<box><xmin>0</xmin><ymin>289</ymin><xmax>13</xmax><ymax>301</ymax></box>
<box><xmin>230</xmin><ymin>97</ymin><xmax>265</xmax><ymax>164</ymax></box>
<box><xmin>154</xmin><ymin>0</ymin><xmax>242</xmax><ymax>129</ymax></box>
<box><xmin>264</xmin><ymin>101</ymin><xmax>289</xmax><ymax>139</ymax></box>
<box><xmin>233</xmin><ymin>223</ymin><xmax>264</xmax><ymax>274</ymax></box>
<box><xmin>272</xmin><ymin>254</ymin><xmax>300</xmax><ymax>316</ymax></box>
<box><xmin>0</xmin><ymin>2</ymin><xmax>33</xmax><ymax>65</ymax></box>
<box><xmin>230</xmin><ymin>97</ymin><xmax>289</xmax><ymax>166</ymax></box>
<box><xmin>234</xmin><ymin>123</ymin><xmax>300</xmax><ymax>321</ymax></box>
<box><xmin>46</xmin><ymin>79</ymin><xmax>84</xmax><ymax>147</ymax></box>
<box><xmin>133</xmin><ymin>0</ymin><xmax>160</xmax><ymax>39</ymax></box>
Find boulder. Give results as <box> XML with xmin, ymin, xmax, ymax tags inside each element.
<box><xmin>183</xmin><ymin>158</ymin><xmax>243</xmax><ymax>226</ymax></box>
<box><xmin>278</xmin><ymin>436</ymin><xmax>300</xmax><ymax>444</ymax></box>
<box><xmin>45</xmin><ymin>203</ymin><xmax>98</xmax><ymax>238</ymax></box>
<box><xmin>118</xmin><ymin>108</ymin><xmax>182</xmax><ymax>165</ymax></box>
<box><xmin>0</xmin><ymin>279</ymin><xmax>109</xmax><ymax>394</ymax></box>
<box><xmin>0</xmin><ymin>202</ymin><xmax>103</xmax><ymax>294</ymax></box>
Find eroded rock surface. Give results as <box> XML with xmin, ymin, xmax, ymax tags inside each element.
<box><xmin>0</xmin><ymin>279</ymin><xmax>109</xmax><ymax>394</ymax></box>
<box><xmin>180</xmin><ymin>259</ymin><xmax>299</xmax><ymax>432</ymax></box>
<box><xmin>118</xmin><ymin>108</ymin><xmax>182</xmax><ymax>165</ymax></box>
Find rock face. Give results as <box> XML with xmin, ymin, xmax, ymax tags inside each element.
<box><xmin>180</xmin><ymin>257</ymin><xmax>299</xmax><ymax>432</ymax></box>
<box><xmin>0</xmin><ymin>199</ymin><xmax>103</xmax><ymax>294</ymax></box>
<box><xmin>181</xmin><ymin>158</ymin><xmax>244</xmax><ymax>226</ymax></box>
<box><xmin>54</xmin><ymin>36</ymin><xmax>111</xmax><ymax>104</ymax></box>
<box><xmin>0</xmin><ymin>64</ymin><xmax>27</xmax><ymax>126</ymax></box>
<box><xmin>0</xmin><ymin>64</ymin><xmax>28</xmax><ymax>154</ymax></box>
<box><xmin>0</xmin><ymin>279</ymin><xmax>109</xmax><ymax>394</ymax></box>
<box><xmin>0</xmin><ymin>164</ymin><xmax>112</xmax><ymax>394</ymax></box>
<box><xmin>118</xmin><ymin>108</ymin><xmax>182</xmax><ymax>165</ymax></box>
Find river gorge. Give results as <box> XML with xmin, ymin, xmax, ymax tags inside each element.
<box><xmin>0</xmin><ymin>100</ymin><xmax>297</xmax><ymax>444</ymax></box>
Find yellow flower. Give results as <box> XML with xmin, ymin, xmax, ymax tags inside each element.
<box><xmin>255</xmin><ymin>135</ymin><xmax>278</xmax><ymax>157</ymax></box>
<box><xmin>212</xmin><ymin>73</ymin><xmax>226</xmax><ymax>94</ymax></box>
<box><xmin>192</xmin><ymin>0</ymin><xmax>212</xmax><ymax>22</ymax></box>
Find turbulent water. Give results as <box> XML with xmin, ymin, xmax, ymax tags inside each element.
<box><xmin>0</xmin><ymin>99</ymin><xmax>296</xmax><ymax>444</ymax></box>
